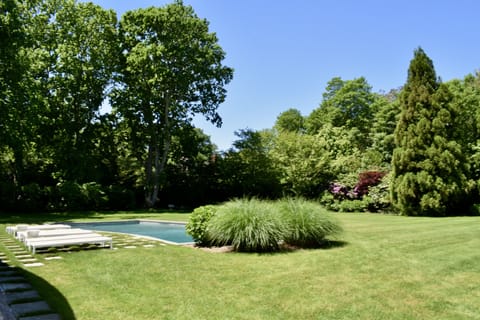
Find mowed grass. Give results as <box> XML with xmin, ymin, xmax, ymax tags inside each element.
<box><xmin>1</xmin><ymin>212</ymin><xmax>480</xmax><ymax>319</ymax></box>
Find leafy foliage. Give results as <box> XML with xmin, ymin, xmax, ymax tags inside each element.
<box><xmin>391</xmin><ymin>48</ymin><xmax>474</xmax><ymax>216</ymax></box>
<box><xmin>2</xmin><ymin>1</ymin><xmax>480</xmax><ymax>215</ymax></box>
<box><xmin>112</xmin><ymin>2</ymin><xmax>233</xmax><ymax>207</ymax></box>
<box><xmin>185</xmin><ymin>205</ymin><xmax>218</xmax><ymax>246</ymax></box>
<box><xmin>220</xmin><ymin>129</ymin><xmax>281</xmax><ymax>199</ymax></box>
<box><xmin>274</xmin><ymin>108</ymin><xmax>305</xmax><ymax>133</ymax></box>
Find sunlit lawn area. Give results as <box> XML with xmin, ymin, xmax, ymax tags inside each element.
<box><xmin>1</xmin><ymin>212</ymin><xmax>479</xmax><ymax>319</ymax></box>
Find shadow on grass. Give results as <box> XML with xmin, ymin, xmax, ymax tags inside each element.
<box><xmin>19</xmin><ymin>267</ymin><xmax>76</xmax><ymax>319</ymax></box>
<box><xmin>220</xmin><ymin>240</ymin><xmax>350</xmax><ymax>255</ymax></box>
<box><xmin>317</xmin><ymin>240</ymin><xmax>349</xmax><ymax>249</ymax></box>
<box><xmin>278</xmin><ymin>240</ymin><xmax>349</xmax><ymax>253</ymax></box>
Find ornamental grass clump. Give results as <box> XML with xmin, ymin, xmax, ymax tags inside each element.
<box><xmin>207</xmin><ymin>198</ymin><xmax>286</xmax><ymax>252</ymax></box>
<box><xmin>280</xmin><ymin>198</ymin><xmax>343</xmax><ymax>247</ymax></box>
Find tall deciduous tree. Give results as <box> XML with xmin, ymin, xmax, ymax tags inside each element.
<box><xmin>0</xmin><ymin>0</ymin><xmax>45</xmax><ymax>206</ymax></box>
<box><xmin>305</xmin><ymin>77</ymin><xmax>378</xmax><ymax>150</ymax></box>
<box><xmin>220</xmin><ymin>129</ymin><xmax>281</xmax><ymax>199</ymax></box>
<box><xmin>274</xmin><ymin>108</ymin><xmax>305</xmax><ymax>133</ymax></box>
<box><xmin>34</xmin><ymin>0</ymin><xmax>119</xmax><ymax>181</ymax></box>
<box><xmin>113</xmin><ymin>1</ymin><xmax>233</xmax><ymax>207</ymax></box>
<box><xmin>369</xmin><ymin>89</ymin><xmax>401</xmax><ymax>164</ymax></box>
<box><xmin>391</xmin><ymin>48</ymin><xmax>473</xmax><ymax>216</ymax></box>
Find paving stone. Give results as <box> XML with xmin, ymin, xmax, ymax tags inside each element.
<box><xmin>0</xmin><ymin>265</ymin><xmax>15</xmax><ymax>271</ymax></box>
<box><xmin>16</xmin><ymin>255</ymin><xmax>34</xmax><ymax>259</ymax></box>
<box><xmin>124</xmin><ymin>245</ymin><xmax>137</xmax><ymax>249</ymax></box>
<box><xmin>0</xmin><ymin>282</ymin><xmax>33</xmax><ymax>292</ymax></box>
<box><xmin>19</xmin><ymin>313</ymin><xmax>62</xmax><ymax>320</ymax></box>
<box><xmin>43</xmin><ymin>257</ymin><xmax>62</xmax><ymax>261</ymax></box>
<box><xmin>5</xmin><ymin>290</ymin><xmax>40</xmax><ymax>304</ymax></box>
<box><xmin>143</xmin><ymin>244</ymin><xmax>155</xmax><ymax>248</ymax></box>
<box><xmin>10</xmin><ymin>301</ymin><xmax>51</xmax><ymax>317</ymax></box>
<box><xmin>0</xmin><ymin>276</ymin><xmax>25</xmax><ymax>283</ymax></box>
<box><xmin>18</xmin><ymin>259</ymin><xmax>38</xmax><ymax>263</ymax></box>
<box><xmin>12</xmin><ymin>252</ymin><xmax>29</xmax><ymax>256</ymax></box>
<box><xmin>0</xmin><ymin>270</ymin><xmax>19</xmax><ymax>277</ymax></box>
<box><xmin>5</xmin><ymin>246</ymin><xmax>21</xmax><ymax>249</ymax></box>
<box><xmin>23</xmin><ymin>263</ymin><xmax>44</xmax><ymax>267</ymax></box>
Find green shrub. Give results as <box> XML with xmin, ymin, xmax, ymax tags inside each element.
<box><xmin>207</xmin><ymin>199</ymin><xmax>285</xmax><ymax>252</ymax></box>
<box><xmin>337</xmin><ymin>198</ymin><xmax>369</xmax><ymax>212</ymax></box>
<box><xmin>279</xmin><ymin>198</ymin><xmax>343</xmax><ymax>247</ymax></box>
<box><xmin>186</xmin><ymin>205</ymin><xmax>218</xmax><ymax>246</ymax></box>
<box><xmin>19</xmin><ymin>183</ymin><xmax>47</xmax><ymax>212</ymax></box>
<box><xmin>106</xmin><ymin>185</ymin><xmax>136</xmax><ymax>210</ymax></box>
<box><xmin>319</xmin><ymin>192</ymin><xmax>341</xmax><ymax>211</ymax></box>
<box><xmin>81</xmin><ymin>182</ymin><xmax>108</xmax><ymax>209</ymax></box>
<box><xmin>57</xmin><ymin>181</ymin><xmax>86</xmax><ymax>210</ymax></box>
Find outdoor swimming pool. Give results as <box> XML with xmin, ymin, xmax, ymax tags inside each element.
<box><xmin>69</xmin><ymin>220</ymin><xmax>194</xmax><ymax>244</ymax></box>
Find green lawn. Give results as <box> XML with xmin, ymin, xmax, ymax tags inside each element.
<box><xmin>1</xmin><ymin>212</ymin><xmax>479</xmax><ymax>319</ymax></box>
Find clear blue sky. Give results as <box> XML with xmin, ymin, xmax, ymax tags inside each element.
<box><xmin>87</xmin><ymin>0</ymin><xmax>480</xmax><ymax>150</ymax></box>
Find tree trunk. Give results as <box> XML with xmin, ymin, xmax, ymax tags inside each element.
<box><xmin>144</xmin><ymin>95</ymin><xmax>172</xmax><ymax>208</ymax></box>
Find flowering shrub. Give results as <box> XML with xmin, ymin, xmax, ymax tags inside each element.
<box><xmin>353</xmin><ymin>171</ymin><xmax>386</xmax><ymax>197</ymax></box>
<box><xmin>325</xmin><ymin>171</ymin><xmax>388</xmax><ymax>212</ymax></box>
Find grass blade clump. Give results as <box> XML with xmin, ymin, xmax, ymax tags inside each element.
<box><xmin>280</xmin><ymin>198</ymin><xmax>342</xmax><ymax>247</ymax></box>
<box><xmin>207</xmin><ymin>198</ymin><xmax>285</xmax><ymax>252</ymax></box>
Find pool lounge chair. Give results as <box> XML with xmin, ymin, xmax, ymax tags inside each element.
<box><xmin>25</xmin><ymin>233</ymin><xmax>113</xmax><ymax>254</ymax></box>
<box><xmin>6</xmin><ymin>224</ymin><xmax>71</xmax><ymax>236</ymax></box>
<box><xmin>17</xmin><ymin>228</ymin><xmax>95</xmax><ymax>242</ymax></box>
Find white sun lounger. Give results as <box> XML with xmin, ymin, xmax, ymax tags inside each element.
<box><xmin>26</xmin><ymin>233</ymin><xmax>113</xmax><ymax>254</ymax></box>
<box><xmin>6</xmin><ymin>224</ymin><xmax>71</xmax><ymax>236</ymax></box>
<box><xmin>17</xmin><ymin>228</ymin><xmax>94</xmax><ymax>242</ymax></box>
<box><xmin>24</xmin><ymin>233</ymin><xmax>105</xmax><ymax>246</ymax></box>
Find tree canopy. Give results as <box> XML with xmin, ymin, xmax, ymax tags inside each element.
<box><xmin>111</xmin><ymin>1</ymin><xmax>233</xmax><ymax>207</ymax></box>
<box><xmin>2</xmin><ymin>1</ymin><xmax>480</xmax><ymax>216</ymax></box>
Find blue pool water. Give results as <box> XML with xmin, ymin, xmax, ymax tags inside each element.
<box><xmin>70</xmin><ymin>220</ymin><xmax>193</xmax><ymax>244</ymax></box>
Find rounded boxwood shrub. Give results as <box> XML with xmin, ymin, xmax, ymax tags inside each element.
<box><xmin>186</xmin><ymin>205</ymin><xmax>218</xmax><ymax>246</ymax></box>
<box><xmin>207</xmin><ymin>198</ymin><xmax>286</xmax><ymax>252</ymax></box>
<box><xmin>280</xmin><ymin>198</ymin><xmax>343</xmax><ymax>247</ymax></box>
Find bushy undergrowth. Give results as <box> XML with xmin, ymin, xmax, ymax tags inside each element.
<box><xmin>321</xmin><ymin>171</ymin><xmax>391</xmax><ymax>213</ymax></box>
<box><xmin>279</xmin><ymin>198</ymin><xmax>343</xmax><ymax>247</ymax></box>
<box><xmin>185</xmin><ymin>205</ymin><xmax>218</xmax><ymax>246</ymax></box>
<box><xmin>206</xmin><ymin>199</ymin><xmax>285</xmax><ymax>252</ymax></box>
<box><xmin>193</xmin><ymin>198</ymin><xmax>343</xmax><ymax>252</ymax></box>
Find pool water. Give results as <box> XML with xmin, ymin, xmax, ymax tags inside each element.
<box><xmin>70</xmin><ymin>220</ymin><xmax>194</xmax><ymax>244</ymax></box>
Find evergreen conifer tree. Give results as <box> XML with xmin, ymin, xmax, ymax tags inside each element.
<box><xmin>391</xmin><ymin>48</ymin><xmax>473</xmax><ymax>216</ymax></box>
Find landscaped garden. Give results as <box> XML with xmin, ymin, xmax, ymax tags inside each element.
<box><xmin>2</xmin><ymin>1</ymin><xmax>480</xmax><ymax>319</ymax></box>
<box><xmin>1</xmin><ymin>209</ymin><xmax>479</xmax><ymax>319</ymax></box>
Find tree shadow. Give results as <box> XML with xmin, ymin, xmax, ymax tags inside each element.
<box><xmin>316</xmin><ymin>240</ymin><xmax>349</xmax><ymax>249</ymax></box>
<box><xmin>17</xmin><ymin>267</ymin><xmax>76</xmax><ymax>319</ymax></box>
<box><xmin>279</xmin><ymin>240</ymin><xmax>349</xmax><ymax>252</ymax></box>
<box><xmin>222</xmin><ymin>240</ymin><xmax>350</xmax><ymax>256</ymax></box>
